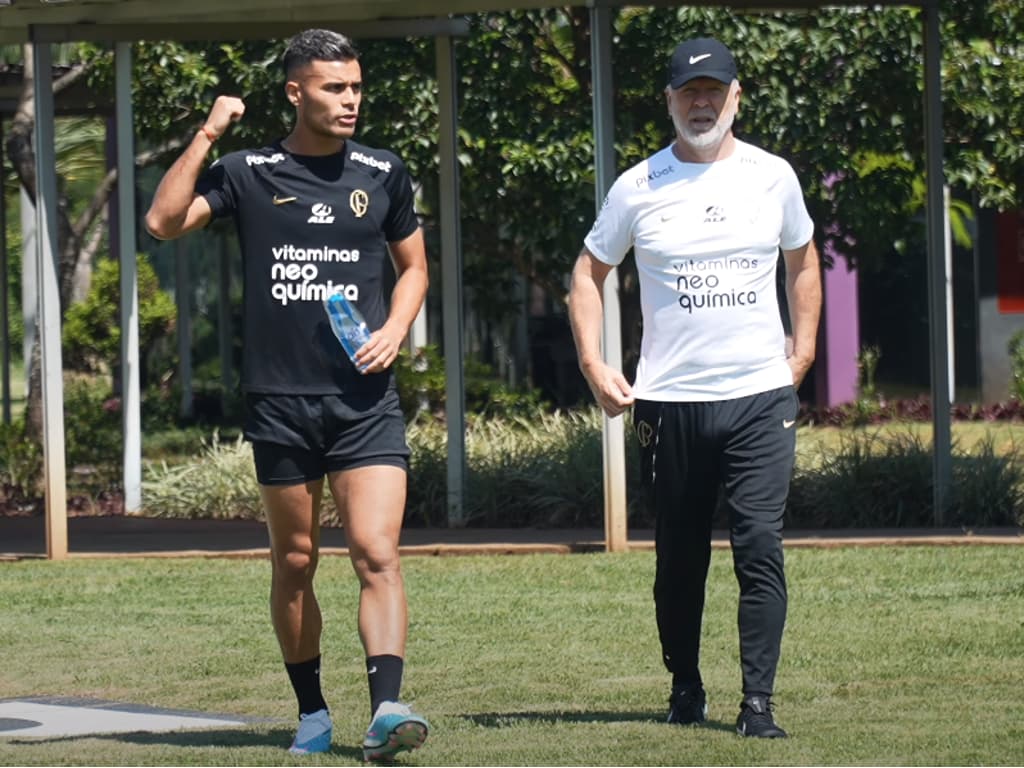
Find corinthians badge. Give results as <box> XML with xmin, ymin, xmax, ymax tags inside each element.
<box><xmin>349</xmin><ymin>189</ymin><xmax>369</xmax><ymax>218</ymax></box>
<box><xmin>635</xmin><ymin>420</ymin><xmax>654</xmax><ymax>448</ymax></box>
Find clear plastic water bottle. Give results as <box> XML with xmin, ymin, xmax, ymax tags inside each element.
<box><xmin>323</xmin><ymin>290</ymin><xmax>371</xmax><ymax>367</ymax></box>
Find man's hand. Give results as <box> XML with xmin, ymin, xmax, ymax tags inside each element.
<box><xmin>783</xmin><ymin>240</ymin><xmax>822</xmax><ymax>390</ymax></box>
<box><xmin>786</xmin><ymin>352</ymin><xmax>814</xmax><ymax>389</ymax></box>
<box><xmin>203</xmin><ymin>95</ymin><xmax>246</xmax><ymax>140</ymax></box>
<box><xmin>353</xmin><ymin>326</ymin><xmax>403</xmax><ymax>375</ymax></box>
<box><xmin>581</xmin><ymin>359</ymin><xmax>635</xmax><ymax>418</ymax></box>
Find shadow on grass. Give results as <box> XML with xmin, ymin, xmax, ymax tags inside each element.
<box><xmin>12</xmin><ymin>726</ymin><xmax>364</xmax><ymax>760</ymax></box>
<box><xmin>460</xmin><ymin>710</ymin><xmax>735</xmax><ymax>734</ymax></box>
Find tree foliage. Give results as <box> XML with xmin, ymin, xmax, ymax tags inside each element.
<box><xmin>62</xmin><ymin>254</ymin><xmax>177</xmax><ymax>386</ymax></box>
<box><xmin>10</xmin><ymin>3</ymin><xmax>1019</xmax><ymax>410</ymax></box>
<box><xmin>103</xmin><ymin>5</ymin><xmax>1022</xmax><ymax>303</ymax></box>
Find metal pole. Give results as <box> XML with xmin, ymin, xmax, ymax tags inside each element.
<box><xmin>0</xmin><ymin>117</ymin><xmax>10</xmax><ymax>424</ymax></box>
<box><xmin>175</xmin><ymin>238</ymin><xmax>193</xmax><ymax>419</ymax></box>
<box><xmin>923</xmin><ymin>0</ymin><xmax>951</xmax><ymax>524</ymax></box>
<box><xmin>218</xmin><ymin>232</ymin><xmax>232</xmax><ymax>410</ymax></box>
<box><xmin>590</xmin><ymin>3</ymin><xmax>628</xmax><ymax>552</ymax></box>
<box><xmin>31</xmin><ymin>36</ymin><xmax>68</xmax><ymax>559</ymax></box>
<box><xmin>437</xmin><ymin>34</ymin><xmax>466</xmax><ymax>526</ymax></box>
<box><xmin>116</xmin><ymin>41</ymin><xmax>142</xmax><ymax>513</ymax></box>
<box><xmin>943</xmin><ymin>185</ymin><xmax>954</xmax><ymax>401</ymax></box>
<box><xmin>20</xmin><ymin>187</ymin><xmax>36</xmax><ymax>383</ymax></box>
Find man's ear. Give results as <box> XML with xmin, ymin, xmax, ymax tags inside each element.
<box><xmin>285</xmin><ymin>80</ymin><xmax>301</xmax><ymax>107</ymax></box>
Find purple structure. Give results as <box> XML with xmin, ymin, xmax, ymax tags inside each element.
<box><xmin>812</xmin><ymin>173</ymin><xmax>861</xmax><ymax>408</ymax></box>
<box><xmin>816</xmin><ymin>245</ymin><xmax>860</xmax><ymax>407</ymax></box>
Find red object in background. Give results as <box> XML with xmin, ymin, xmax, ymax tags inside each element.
<box><xmin>997</xmin><ymin>210</ymin><xmax>1024</xmax><ymax>313</ymax></box>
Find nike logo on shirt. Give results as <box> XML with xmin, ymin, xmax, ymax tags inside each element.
<box><xmin>273</xmin><ymin>195</ymin><xmax>297</xmax><ymax>205</ymax></box>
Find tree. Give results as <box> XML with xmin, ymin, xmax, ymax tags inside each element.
<box><xmin>5</xmin><ymin>42</ymin><xmax>192</xmax><ymax>439</ymax></box>
<box><xmin>13</xmin><ymin>5</ymin><xmax>1023</xmax><ymax>422</ymax></box>
<box><xmin>62</xmin><ymin>254</ymin><xmax>176</xmax><ymax>388</ymax></box>
<box><xmin>6</xmin><ymin>44</ymin><xmax>112</xmax><ymax>437</ymax></box>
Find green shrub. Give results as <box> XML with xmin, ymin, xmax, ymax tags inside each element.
<box><xmin>395</xmin><ymin>344</ymin><xmax>550</xmax><ymax>421</ymax></box>
<box><xmin>1009</xmin><ymin>330</ymin><xmax>1024</xmax><ymax>402</ymax></box>
<box><xmin>142</xmin><ymin>425</ymin><xmax>241</xmax><ymax>463</ymax></box>
<box><xmin>461</xmin><ymin>409</ymin><xmax>609</xmax><ymax>527</ymax></box>
<box><xmin>141</xmin><ymin>432</ymin><xmax>263</xmax><ymax>520</ymax></box>
<box><xmin>138</xmin><ymin>416</ymin><xmax>1024</xmax><ymax>529</ymax></box>
<box><xmin>404</xmin><ymin>419</ymin><xmax>449</xmax><ymax>526</ymax></box>
<box><xmin>788</xmin><ymin>428</ymin><xmax>1024</xmax><ymax>528</ymax></box>
<box><xmin>403</xmin><ymin>408</ymin><xmax>647</xmax><ymax>528</ymax></box>
<box><xmin>62</xmin><ymin>254</ymin><xmax>177</xmax><ymax>385</ymax></box>
<box><xmin>16</xmin><ymin>405</ymin><xmax>1024</xmax><ymax>530</ymax></box>
<box><xmin>949</xmin><ymin>436</ymin><xmax>1024</xmax><ymax>527</ymax></box>
<box><xmin>62</xmin><ymin>376</ymin><xmax>123</xmax><ymax>493</ymax></box>
<box><xmin>141</xmin><ymin>381</ymin><xmax>184</xmax><ymax>432</ymax></box>
<box><xmin>788</xmin><ymin>429</ymin><xmax>935</xmax><ymax>527</ymax></box>
<box><xmin>141</xmin><ymin>432</ymin><xmax>337</xmax><ymax>521</ymax></box>
<box><xmin>0</xmin><ymin>378</ymin><xmax>124</xmax><ymax>499</ymax></box>
<box><xmin>0</xmin><ymin>418</ymin><xmax>42</xmax><ymax>499</ymax></box>
<box><xmin>395</xmin><ymin>345</ymin><xmax>447</xmax><ymax>420</ymax></box>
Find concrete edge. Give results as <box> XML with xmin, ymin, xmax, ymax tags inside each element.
<box><xmin>4</xmin><ymin>533</ymin><xmax>1012</xmax><ymax>561</ymax></box>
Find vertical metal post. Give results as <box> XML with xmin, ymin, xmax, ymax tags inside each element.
<box><xmin>218</xmin><ymin>233</ymin><xmax>232</xmax><ymax>410</ymax></box>
<box><xmin>590</xmin><ymin>3</ymin><xmax>628</xmax><ymax>552</ymax></box>
<box><xmin>943</xmin><ymin>185</ymin><xmax>954</xmax><ymax>401</ymax></box>
<box><xmin>20</xmin><ymin>187</ymin><xmax>36</xmax><ymax>383</ymax></box>
<box><xmin>116</xmin><ymin>41</ymin><xmax>141</xmax><ymax>513</ymax></box>
<box><xmin>437</xmin><ymin>34</ymin><xmax>466</xmax><ymax>526</ymax></box>
<box><xmin>175</xmin><ymin>238</ymin><xmax>193</xmax><ymax>419</ymax></box>
<box><xmin>31</xmin><ymin>35</ymin><xmax>68</xmax><ymax>559</ymax></box>
<box><xmin>0</xmin><ymin>117</ymin><xmax>10</xmax><ymax>424</ymax></box>
<box><xmin>923</xmin><ymin>0</ymin><xmax>950</xmax><ymax>524</ymax></box>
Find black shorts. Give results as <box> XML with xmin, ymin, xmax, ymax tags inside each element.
<box><xmin>243</xmin><ymin>390</ymin><xmax>409</xmax><ymax>486</ymax></box>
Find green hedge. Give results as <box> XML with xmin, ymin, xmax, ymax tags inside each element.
<box><xmin>135</xmin><ymin>411</ymin><xmax>1024</xmax><ymax>530</ymax></box>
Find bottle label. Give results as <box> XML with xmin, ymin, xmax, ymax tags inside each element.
<box><xmin>323</xmin><ymin>291</ymin><xmax>371</xmax><ymax>366</ymax></box>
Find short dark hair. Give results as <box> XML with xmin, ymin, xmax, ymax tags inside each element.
<box><xmin>282</xmin><ymin>28</ymin><xmax>359</xmax><ymax>77</ymax></box>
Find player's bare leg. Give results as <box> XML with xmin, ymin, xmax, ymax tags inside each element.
<box><xmin>329</xmin><ymin>465</ymin><xmax>428</xmax><ymax>760</ymax></box>
<box><xmin>263</xmin><ymin>480</ymin><xmax>332</xmax><ymax>754</ymax></box>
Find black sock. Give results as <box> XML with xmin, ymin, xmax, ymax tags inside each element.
<box><xmin>285</xmin><ymin>655</ymin><xmax>328</xmax><ymax>718</ymax></box>
<box><xmin>672</xmin><ymin>673</ymin><xmax>703</xmax><ymax>691</ymax></box>
<box><xmin>366</xmin><ymin>654</ymin><xmax>403</xmax><ymax>717</ymax></box>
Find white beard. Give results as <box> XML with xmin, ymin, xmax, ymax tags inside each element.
<box><xmin>672</xmin><ymin>98</ymin><xmax>737</xmax><ymax>153</ymax></box>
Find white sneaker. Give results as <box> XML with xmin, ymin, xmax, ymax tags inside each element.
<box><xmin>362</xmin><ymin>701</ymin><xmax>429</xmax><ymax>761</ymax></box>
<box><xmin>288</xmin><ymin>708</ymin><xmax>333</xmax><ymax>755</ymax></box>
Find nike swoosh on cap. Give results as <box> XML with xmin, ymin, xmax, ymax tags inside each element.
<box><xmin>688</xmin><ymin>53</ymin><xmax>712</xmax><ymax>64</ymax></box>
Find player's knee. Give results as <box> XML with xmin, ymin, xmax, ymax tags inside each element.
<box><xmin>352</xmin><ymin>544</ymin><xmax>401</xmax><ymax>585</ymax></box>
<box><xmin>732</xmin><ymin>525</ymin><xmax>784</xmax><ymax>582</ymax></box>
<box><xmin>731</xmin><ymin>509</ymin><xmax>783</xmax><ymax>553</ymax></box>
<box><xmin>273</xmin><ymin>544</ymin><xmax>318</xmax><ymax>581</ymax></box>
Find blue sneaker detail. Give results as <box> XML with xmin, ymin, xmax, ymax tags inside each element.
<box><xmin>362</xmin><ymin>701</ymin><xmax>429</xmax><ymax>761</ymax></box>
<box><xmin>289</xmin><ymin>708</ymin><xmax>333</xmax><ymax>755</ymax></box>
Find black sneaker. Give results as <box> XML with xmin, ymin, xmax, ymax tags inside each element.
<box><xmin>666</xmin><ymin>685</ymin><xmax>707</xmax><ymax>725</ymax></box>
<box><xmin>736</xmin><ymin>695</ymin><xmax>787</xmax><ymax>738</ymax></box>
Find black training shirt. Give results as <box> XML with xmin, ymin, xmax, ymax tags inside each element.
<box><xmin>196</xmin><ymin>139</ymin><xmax>419</xmax><ymax>396</ymax></box>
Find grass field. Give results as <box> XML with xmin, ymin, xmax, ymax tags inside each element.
<box><xmin>1</xmin><ymin>546</ymin><xmax>1022</xmax><ymax>766</ymax></box>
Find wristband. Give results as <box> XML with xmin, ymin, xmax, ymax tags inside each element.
<box><xmin>199</xmin><ymin>125</ymin><xmax>218</xmax><ymax>143</ymax></box>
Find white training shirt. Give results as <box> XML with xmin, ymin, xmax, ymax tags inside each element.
<box><xmin>584</xmin><ymin>139</ymin><xmax>814</xmax><ymax>402</ymax></box>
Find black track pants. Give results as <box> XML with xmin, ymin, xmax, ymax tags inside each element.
<box><xmin>634</xmin><ymin>386</ymin><xmax>797</xmax><ymax>697</ymax></box>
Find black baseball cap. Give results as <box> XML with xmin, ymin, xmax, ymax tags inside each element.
<box><xmin>667</xmin><ymin>37</ymin><xmax>737</xmax><ymax>89</ymax></box>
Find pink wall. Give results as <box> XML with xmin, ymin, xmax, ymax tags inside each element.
<box><xmin>816</xmin><ymin>250</ymin><xmax>860</xmax><ymax>406</ymax></box>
